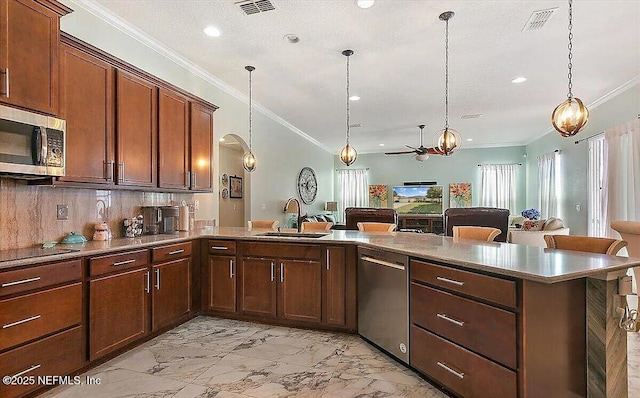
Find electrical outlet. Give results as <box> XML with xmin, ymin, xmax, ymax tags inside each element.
<box><xmin>194</xmin><ymin>200</ymin><xmax>200</xmax><ymax>210</ymax></box>
<box><xmin>576</xmin><ymin>204</ymin><xmax>581</xmax><ymax>212</ymax></box>
<box><xmin>57</xmin><ymin>204</ymin><xmax>69</xmax><ymax>220</ymax></box>
<box><xmin>261</xmin><ymin>204</ymin><xmax>266</xmax><ymax>210</ymax></box>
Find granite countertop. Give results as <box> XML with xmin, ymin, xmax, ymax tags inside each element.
<box><xmin>1</xmin><ymin>227</ymin><xmax>639</xmax><ymax>284</ymax></box>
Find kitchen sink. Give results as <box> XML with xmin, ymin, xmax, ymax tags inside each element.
<box><xmin>257</xmin><ymin>232</ymin><xmax>330</xmax><ymax>238</ymax></box>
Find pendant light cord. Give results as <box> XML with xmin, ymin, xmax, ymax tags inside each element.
<box><xmin>444</xmin><ymin>17</ymin><xmax>450</xmax><ymax>130</ymax></box>
<box><xmin>248</xmin><ymin>69</ymin><xmax>253</xmax><ymax>151</ymax></box>
<box><xmin>567</xmin><ymin>0</ymin><xmax>574</xmax><ymax>99</ymax></box>
<box><xmin>346</xmin><ymin>54</ymin><xmax>351</xmax><ymax>146</ymax></box>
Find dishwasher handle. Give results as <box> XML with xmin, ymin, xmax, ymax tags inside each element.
<box><xmin>360</xmin><ymin>256</ymin><xmax>405</xmax><ymax>271</ymax></box>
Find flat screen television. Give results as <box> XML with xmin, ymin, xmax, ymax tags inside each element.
<box><xmin>392</xmin><ymin>185</ymin><xmax>443</xmax><ymax>215</ymax></box>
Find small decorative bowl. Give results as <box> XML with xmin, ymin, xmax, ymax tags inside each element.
<box><xmin>61</xmin><ymin>232</ymin><xmax>88</xmax><ymax>244</ymax></box>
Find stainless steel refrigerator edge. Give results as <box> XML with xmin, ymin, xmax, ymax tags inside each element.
<box><xmin>357</xmin><ymin>247</ymin><xmax>409</xmax><ymax>364</ymax></box>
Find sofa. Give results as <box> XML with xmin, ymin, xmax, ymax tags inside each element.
<box><xmin>508</xmin><ymin>217</ymin><xmax>570</xmax><ymax>247</ymax></box>
<box><xmin>444</xmin><ymin>207</ymin><xmax>510</xmax><ymax>242</ymax></box>
<box><xmin>345</xmin><ymin>207</ymin><xmax>398</xmax><ymax>230</ymax></box>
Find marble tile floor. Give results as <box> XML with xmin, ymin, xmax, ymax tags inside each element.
<box><xmin>42</xmin><ymin>316</ymin><xmax>640</xmax><ymax>398</ymax></box>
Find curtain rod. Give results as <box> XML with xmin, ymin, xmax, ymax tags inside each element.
<box><xmin>477</xmin><ymin>163</ymin><xmax>522</xmax><ymax>166</ymax></box>
<box><xmin>335</xmin><ymin>168</ymin><xmax>370</xmax><ymax>170</ymax></box>
<box><xmin>574</xmin><ymin>132</ymin><xmax>604</xmax><ymax>144</ymax></box>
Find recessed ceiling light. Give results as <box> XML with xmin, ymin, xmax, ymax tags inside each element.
<box><xmin>466</xmin><ymin>138</ymin><xmax>473</xmax><ymax>142</ymax></box>
<box><xmin>511</xmin><ymin>77</ymin><xmax>527</xmax><ymax>84</ymax></box>
<box><xmin>349</xmin><ymin>95</ymin><xmax>360</xmax><ymax>101</ymax></box>
<box><xmin>283</xmin><ymin>34</ymin><xmax>299</xmax><ymax>44</ymax></box>
<box><xmin>203</xmin><ymin>25</ymin><xmax>221</xmax><ymax>37</ymax></box>
<box><xmin>378</xmin><ymin>143</ymin><xmax>385</xmax><ymax>147</ymax></box>
<box><xmin>356</xmin><ymin>0</ymin><xmax>375</xmax><ymax>9</ymax></box>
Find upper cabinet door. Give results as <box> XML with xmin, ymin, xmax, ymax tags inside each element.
<box><xmin>116</xmin><ymin>71</ymin><xmax>157</xmax><ymax>187</ymax></box>
<box><xmin>190</xmin><ymin>102</ymin><xmax>214</xmax><ymax>192</ymax></box>
<box><xmin>59</xmin><ymin>44</ymin><xmax>115</xmax><ymax>184</ymax></box>
<box><xmin>158</xmin><ymin>89</ymin><xmax>189</xmax><ymax>190</ymax></box>
<box><xmin>0</xmin><ymin>0</ymin><xmax>69</xmax><ymax>115</ymax></box>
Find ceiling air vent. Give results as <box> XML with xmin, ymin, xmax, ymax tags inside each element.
<box><xmin>461</xmin><ymin>114</ymin><xmax>482</xmax><ymax>119</ymax></box>
<box><xmin>236</xmin><ymin>0</ymin><xmax>276</xmax><ymax>15</ymax></box>
<box><xmin>522</xmin><ymin>8</ymin><xmax>558</xmax><ymax>32</ymax></box>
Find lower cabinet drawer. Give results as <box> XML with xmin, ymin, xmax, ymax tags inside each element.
<box><xmin>410</xmin><ymin>325</ymin><xmax>517</xmax><ymax>398</ymax></box>
<box><xmin>411</xmin><ymin>282</ymin><xmax>516</xmax><ymax>369</ymax></box>
<box><xmin>0</xmin><ymin>326</ymin><xmax>84</xmax><ymax>398</ymax></box>
<box><xmin>0</xmin><ymin>283</ymin><xmax>83</xmax><ymax>351</ymax></box>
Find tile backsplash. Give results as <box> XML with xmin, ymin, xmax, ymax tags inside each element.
<box><xmin>0</xmin><ymin>178</ymin><xmax>193</xmax><ymax>250</ymax></box>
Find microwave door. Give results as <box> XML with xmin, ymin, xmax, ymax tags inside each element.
<box><xmin>0</xmin><ymin>119</ymin><xmax>37</xmax><ymax>166</ymax></box>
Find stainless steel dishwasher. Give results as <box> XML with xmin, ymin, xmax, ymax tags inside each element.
<box><xmin>358</xmin><ymin>247</ymin><xmax>409</xmax><ymax>364</ymax></box>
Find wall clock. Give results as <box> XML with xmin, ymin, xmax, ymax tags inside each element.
<box><xmin>297</xmin><ymin>167</ymin><xmax>318</xmax><ymax>205</ymax></box>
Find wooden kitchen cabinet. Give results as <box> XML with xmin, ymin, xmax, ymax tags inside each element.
<box><xmin>89</xmin><ymin>265</ymin><xmax>149</xmax><ymax>360</ymax></box>
<box><xmin>150</xmin><ymin>241</ymin><xmax>192</xmax><ymax>331</ymax></box>
<box><xmin>190</xmin><ymin>102</ymin><xmax>214</xmax><ymax>191</ymax></box>
<box><xmin>116</xmin><ymin>70</ymin><xmax>157</xmax><ymax>187</ymax></box>
<box><xmin>240</xmin><ymin>257</ymin><xmax>277</xmax><ymax>317</ymax></box>
<box><xmin>278</xmin><ymin>259</ymin><xmax>322</xmax><ymax>323</ymax></box>
<box><xmin>0</xmin><ymin>0</ymin><xmax>71</xmax><ymax>115</ymax></box>
<box><xmin>323</xmin><ymin>246</ymin><xmax>347</xmax><ymax>326</ymax></box>
<box><xmin>208</xmin><ymin>255</ymin><xmax>237</xmax><ymax>313</ymax></box>
<box><xmin>59</xmin><ymin>41</ymin><xmax>115</xmax><ymax>184</ymax></box>
<box><xmin>158</xmin><ymin>88</ymin><xmax>189</xmax><ymax>190</ymax></box>
<box><xmin>152</xmin><ymin>257</ymin><xmax>191</xmax><ymax>331</ymax></box>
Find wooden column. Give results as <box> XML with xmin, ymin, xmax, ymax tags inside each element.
<box><xmin>587</xmin><ymin>275</ymin><xmax>628</xmax><ymax>398</ymax></box>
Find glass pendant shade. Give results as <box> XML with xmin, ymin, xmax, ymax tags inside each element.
<box><xmin>433</xmin><ymin>128</ymin><xmax>461</xmax><ymax>156</ymax></box>
<box><xmin>551</xmin><ymin>97</ymin><xmax>589</xmax><ymax>137</ymax></box>
<box><xmin>339</xmin><ymin>144</ymin><xmax>357</xmax><ymax>166</ymax></box>
<box><xmin>242</xmin><ymin>151</ymin><xmax>257</xmax><ymax>172</ymax></box>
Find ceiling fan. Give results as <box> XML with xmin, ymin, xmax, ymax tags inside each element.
<box><xmin>384</xmin><ymin>125</ymin><xmax>443</xmax><ymax>161</ymax></box>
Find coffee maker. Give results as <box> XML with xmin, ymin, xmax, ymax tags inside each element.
<box><xmin>161</xmin><ymin>206</ymin><xmax>179</xmax><ymax>234</ymax></box>
<box><xmin>141</xmin><ymin>206</ymin><xmax>162</xmax><ymax>235</ymax></box>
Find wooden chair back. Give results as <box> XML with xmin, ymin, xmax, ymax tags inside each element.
<box><xmin>611</xmin><ymin>221</ymin><xmax>640</xmax><ymax>257</ymax></box>
<box><xmin>543</xmin><ymin>235</ymin><xmax>628</xmax><ymax>256</ymax></box>
<box><xmin>357</xmin><ymin>222</ymin><xmax>397</xmax><ymax>232</ymax></box>
<box><xmin>453</xmin><ymin>226</ymin><xmax>501</xmax><ymax>242</ymax></box>
<box><xmin>247</xmin><ymin>220</ymin><xmax>279</xmax><ymax>230</ymax></box>
<box><xmin>300</xmin><ymin>222</ymin><xmax>333</xmax><ymax>232</ymax></box>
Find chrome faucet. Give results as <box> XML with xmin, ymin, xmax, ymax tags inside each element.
<box><xmin>284</xmin><ymin>197</ymin><xmax>302</xmax><ymax>232</ymax></box>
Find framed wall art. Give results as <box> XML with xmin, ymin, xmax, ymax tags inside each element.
<box><xmin>449</xmin><ymin>183</ymin><xmax>472</xmax><ymax>208</ymax></box>
<box><xmin>229</xmin><ymin>176</ymin><xmax>243</xmax><ymax>199</ymax></box>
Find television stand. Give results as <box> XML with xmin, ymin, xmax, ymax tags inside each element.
<box><xmin>398</xmin><ymin>215</ymin><xmax>443</xmax><ymax>234</ymax></box>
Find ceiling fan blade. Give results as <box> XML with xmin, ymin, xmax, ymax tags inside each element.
<box><xmin>385</xmin><ymin>150</ymin><xmax>417</xmax><ymax>155</ymax></box>
<box><xmin>405</xmin><ymin>145</ymin><xmax>418</xmax><ymax>150</ymax></box>
<box><xmin>425</xmin><ymin>147</ymin><xmax>445</xmax><ymax>155</ymax></box>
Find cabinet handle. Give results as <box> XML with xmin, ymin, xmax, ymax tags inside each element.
<box><xmin>168</xmin><ymin>249</ymin><xmax>185</xmax><ymax>255</ymax></box>
<box><xmin>112</xmin><ymin>259</ymin><xmax>135</xmax><ymax>267</ymax></box>
<box><xmin>360</xmin><ymin>256</ymin><xmax>405</xmax><ymax>270</ymax></box>
<box><xmin>104</xmin><ymin>161</ymin><xmax>114</xmax><ymax>181</ymax></box>
<box><xmin>436</xmin><ymin>313</ymin><xmax>465</xmax><ymax>327</ymax></box>
<box><xmin>436</xmin><ymin>276</ymin><xmax>464</xmax><ymax>286</ymax></box>
<box><xmin>280</xmin><ymin>263</ymin><xmax>284</xmax><ymax>283</ymax></box>
<box><xmin>2</xmin><ymin>276</ymin><xmax>41</xmax><ymax>288</ymax></box>
<box><xmin>437</xmin><ymin>361</ymin><xmax>465</xmax><ymax>379</ymax></box>
<box><xmin>186</xmin><ymin>171</ymin><xmax>191</xmax><ymax>189</ymax></box>
<box><xmin>211</xmin><ymin>246</ymin><xmax>228</xmax><ymax>250</ymax></box>
<box><xmin>191</xmin><ymin>172</ymin><xmax>196</xmax><ymax>189</ymax></box>
<box><xmin>326</xmin><ymin>249</ymin><xmax>330</xmax><ymax>270</ymax></box>
<box><xmin>10</xmin><ymin>364</ymin><xmax>41</xmax><ymax>379</ymax></box>
<box><xmin>145</xmin><ymin>271</ymin><xmax>150</xmax><ymax>293</ymax></box>
<box><xmin>3</xmin><ymin>315</ymin><xmax>41</xmax><ymax>329</ymax></box>
<box><xmin>1</xmin><ymin>68</ymin><xmax>8</xmax><ymax>98</ymax></box>
<box><xmin>270</xmin><ymin>262</ymin><xmax>274</xmax><ymax>282</ymax></box>
<box><xmin>155</xmin><ymin>269</ymin><xmax>160</xmax><ymax>290</ymax></box>
<box><xmin>118</xmin><ymin>162</ymin><xmax>125</xmax><ymax>181</ymax></box>
<box><xmin>229</xmin><ymin>259</ymin><xmax>234</xmax><ymax>278</ymax></box>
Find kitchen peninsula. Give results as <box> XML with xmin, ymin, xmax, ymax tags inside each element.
<box><xmin>0</xmin><ymin>228</ymin><xmax>637</xmax><ymax>398</ymax></box>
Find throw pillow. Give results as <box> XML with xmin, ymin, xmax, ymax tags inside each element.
<box><xmin>523</xmin><ymin>219</ymin><xmax>546</xmax><ymax>231</ymax></box>
<box><xmin>543</xmin><ymin>218</ymin><xmax>564</xmax><ymax>231</ymax></box>
<box><xmin>324</xmin><ymin>214</ymin><xmax>336</xmax><ymax>223</ymax></box>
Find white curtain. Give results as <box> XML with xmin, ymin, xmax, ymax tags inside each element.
<box><xmin>480</xmin><ymin>164</ymin><xmax>516</xmax><ymax>213</ymax></box>
<box><xmin>537</xmin><ymin>152</ymin><xmax>558</xmax><ymax>219</ymax></box>
<box><xmin>602</xmin><ymin>118</ymin><xmax>640</xmax><ymax>236</ymax></box>
<box><xmin>588</xmin><ymin>135</ymin><xmax>606</xmax><ymax>237</ymax></box>
<box><xmin>337</xmin><ymin>169</ymin><xmax>369</xmax><ymax>222</ymax></box>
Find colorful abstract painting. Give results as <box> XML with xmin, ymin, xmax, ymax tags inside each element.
<box><xmin>369</xmin><ymin>185</ymin><xmax>388</xmax><ymax>208</ymax></box>
<box><xmin>449</xmin><ymin>183</ymin><xmax>472</xmax><ymax>208</ymax></box>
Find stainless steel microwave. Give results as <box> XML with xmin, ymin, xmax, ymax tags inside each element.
<box><xmin>0</xmin><ymin>105</ymin><xmax>66</xmax><ymax>178</ymax></box>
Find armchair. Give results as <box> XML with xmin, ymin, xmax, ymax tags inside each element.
<box><xmin>444</xmin><ymin>207</ymin><xmax>510</xmax><ymax>242</ymax></box>
<box><xmin>345</xmin><ymin>207</ymin><xmax>398</xmax><ymax>231</ymax></box>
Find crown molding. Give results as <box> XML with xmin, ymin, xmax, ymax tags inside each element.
<box><xmin>524</xmin><ymin>75</ymin><xmax>640</xmax><ymax>146</ymax></box>
<box><xmin>63</xmin><ymin>0</ymin><xmax>333</xmax><ymax>154</ymax></box>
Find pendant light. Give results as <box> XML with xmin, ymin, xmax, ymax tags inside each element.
<box><xmin>339</xmin><ymin>49</ymin><xmax>357</xmax><ymax>166</ymax></box>
<box><xmin>551</xmin><ymin>0</ymin><xmax>589</xmax><ymax>137</ymax></box>
<box><xmin>243</xmin><ymin>65</ymin><xmax>257</xmax><ymax>172</ymax></box>
<box><xmin>433</xmin><ymin>11</ymin><xmax>461</xmax><ymax>156</ymax></box>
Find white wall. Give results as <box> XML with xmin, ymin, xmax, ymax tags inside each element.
<box><xmin>219</xmin><ymin>143</ymin><xmax>245</xmax><ymax>227</ymax></box>
<box><xmin>60</xmin><ymin>2</ymin><xmax>335</xmax><ymax>225</ymax></box>
<box><xmin>525</xmin><ymin>84</ymin><xmax>640</xmax><ymax>235</ymax></box>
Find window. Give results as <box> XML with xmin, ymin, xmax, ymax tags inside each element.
<box><xmin>588</xmin><ymin>134</ymin><xmax>605</xmax><ymax>237</ymax></box>
<box><xmin>537</xmin><ymin>151</ymin><xmax>560</xmax><ymax>220</ymax></box>
<box><xmin>337</xmin><ymin>169</ymin><xmax>369</xmax><ymax>222</ymax></box>
<box><xmin>479</xmin><ymin>164</ymin><xmax>516</xmax><ymax>213</ymax></box>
